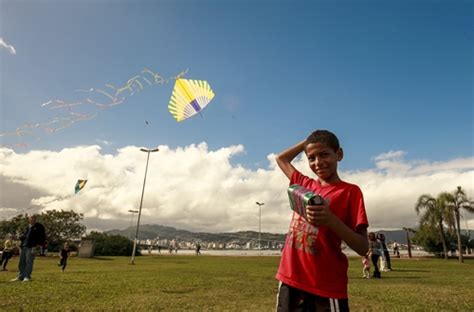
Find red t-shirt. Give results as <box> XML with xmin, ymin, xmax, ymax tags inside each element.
<box><xmin>276</xmin><ymin>170</ymin><xmax>369</xmax><ymax>299</ymax></box>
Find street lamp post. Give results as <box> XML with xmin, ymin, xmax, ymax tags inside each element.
<box><xmin>128</xmin><ymin>210</ymin><xmax>139</xmax><ymax>239</ymax></box>
<box><xmin>130</xmin><ymin>147</ymin><xmax>159</xmax><ymax>264</ymax></box>
<box><xmin>256</xmin><ymin>202</ymin><xmax>264</xmax><ymax>250</ymax></box>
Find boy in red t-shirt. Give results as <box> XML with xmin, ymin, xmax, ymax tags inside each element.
<box><xmin>275</xmin><ymin>130</ymin><xmax>369</xmax><ymax>312</ymax></box>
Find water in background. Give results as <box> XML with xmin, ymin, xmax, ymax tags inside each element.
<box><xmin>142</xmin><ymin>249</ymin><xmax>431</xmax><ymax>257</ymax></box>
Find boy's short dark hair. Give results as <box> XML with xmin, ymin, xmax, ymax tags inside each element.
<box><xmin>304</xmin><ymin>130</ymin><xmax>340</xmax><ymax>152</ymax></box>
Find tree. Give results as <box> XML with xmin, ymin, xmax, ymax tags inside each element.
<box><xmin>0</xmin><ymin>214</ymin><xmax>29</xmax><ymax>239</ymax></box>
<box><xmin>412</xmin><ymin>224</ymin><xmax>446</xmax><ymax>256</ymax></box>
<box><xmin>402</xmin><ymin>227</ymin><xmax>416</xmax><ymax>258</ymax></box>
<box><xmin>442</xmin><ymin>186</ymin><xmax>474</xmax><ymax>263</ymax></box>
<box><xmin>86</xmin><ymin>231</ymin><xmax>139</xmax><ymax>256</ymax></box>
<box><xmin>415</xmin><ymin>194</ymin><xmax>450</xmax><ymax>260</ymax></box>
<box><xmin>39</xmin><ymin>210</ymin><xmax>86</xmax><ymax>251</ymax></box>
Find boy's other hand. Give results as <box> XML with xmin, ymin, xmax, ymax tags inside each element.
<box><xmin>306</xmin><ymin>198</ymin><xmax>336</xmax><ymax>227</ymax></box>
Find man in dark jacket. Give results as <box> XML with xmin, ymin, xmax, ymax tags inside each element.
<box><xmin>11</xmin><ymin>215</ymin><xmax>46</xmax><ymax>282</ymax></box>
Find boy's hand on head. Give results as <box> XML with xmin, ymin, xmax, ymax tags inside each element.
<box><xmin>306</xmin><ymin>198</ymin><xmax>336</xmax><ymax>227</ymax></box>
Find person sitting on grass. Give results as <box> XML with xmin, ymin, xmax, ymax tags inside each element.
<box><xmin>275</xmin><ymin>129</ymin><xmax>369</xmax><ymax>312</ymax></box>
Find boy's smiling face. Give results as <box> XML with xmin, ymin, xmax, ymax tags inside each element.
<box><xmin>305</xmin><ymin>142</ymin><xmax>343</xmax><ymax>184</ymax></box>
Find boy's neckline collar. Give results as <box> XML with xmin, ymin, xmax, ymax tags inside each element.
<box><xmin>316</xmin><ymin>179</ymin><xmax>344</xmax><ymax>187</ymax></box>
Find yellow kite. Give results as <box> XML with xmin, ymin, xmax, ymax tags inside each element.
<box><xmin>168</xmin><ymin>78</ymin><xmax>215</xmax><ymax>122</ymax></box>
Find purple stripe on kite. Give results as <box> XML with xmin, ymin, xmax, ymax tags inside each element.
<box><xmin>190</xmin><ymin>99</ymin><xmax>201</xmax><ymax>112</ymax></box>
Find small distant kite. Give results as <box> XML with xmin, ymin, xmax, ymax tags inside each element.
<box><xmin>168</xmin><ymin>78</ymin><xmax>215</xmax><ymax>122</ymax></box>
<box><xmin>75</xmin><ymin>179</ymin><xmax>88</xmax><ymax>194</ymax></box>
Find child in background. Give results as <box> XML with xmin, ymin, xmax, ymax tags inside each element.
<box><xmin>58</xmin><ymin>242</ymin><xmax>70</xmax><ymax>272</ymax></box>
<box><xmin>1</xmin><ymin>239</ymin><xmax>14</xmax><ymax>271</ymax></box>
<box><xmin>362</xmin><ymin>254</ymin><xmax>370</xmax><ymax>279</ymax></box>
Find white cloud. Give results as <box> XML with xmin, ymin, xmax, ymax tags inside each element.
<box><xmin>0</xmin><ymin>37</ymin><xmax>16</xmax><ymax>55</ymax></box>
<box><xmin>345</xmin><ymin>152</ymin><xmax>474</xmax><ymax>230</ymax></box>
<box><xmin>95</xmin><ymin>139</ymin><xmax>113</xmax><ymax>146</ymax></box>
<box><xmin>373</xmin><ymin>150</ymin><xmax>406</xmax><ymax>162</ymax></box>
<box><xmin>1</xmin><ymin>145</ymin><xmax>473</xmax><ymax>234</ymax></box>
<box><xmin>372</xmin><ymin>150</ymin><xmax>411</xmax><ymax>174</ymax></box>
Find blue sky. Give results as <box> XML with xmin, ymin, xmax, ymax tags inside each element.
<box><xmin>2</xmin><ymin>0</ymin><xmax>472</xmax><ymax>169</ymax></box>
<box><xmin>0</xmin><ymin>0</ymin><xmax>473</xmax><ymax>232</ymax></box>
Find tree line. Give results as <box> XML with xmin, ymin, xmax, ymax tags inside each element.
<box><xmin>0</xmin><ymin>210</ymin><xmax>136</xmax><ymax>256</ymax></box>
<box><xmin>0</xmin><ymin>210</ymin><xmax>86</xmax><ymax>252</ymax></box>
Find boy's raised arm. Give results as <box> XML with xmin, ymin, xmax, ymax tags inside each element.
<box><xmin>276</xmin><ymin>140</ymin><xmax>306</xmax><ymax>180</ymax></box>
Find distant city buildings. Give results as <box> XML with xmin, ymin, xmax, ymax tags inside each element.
<box><xmin>137</xmin><ymin>237</ymin><xmax>284</xmax><ymax>250</ymax></box>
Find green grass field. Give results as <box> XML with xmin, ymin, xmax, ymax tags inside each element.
<box><xmin>1</xmin><ymin>254</ymin><xmax>472</xmax><ymax>311</ymax></box>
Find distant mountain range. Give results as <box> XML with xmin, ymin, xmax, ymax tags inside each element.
<box><xmin>106</xmin><ymin>224</ymin><xmax>411</xmax><ymax>244</ymax></box>
<box><xmin>106</xmin><ymin>224</ymin><xmax>286</xmax><ymax>245</ymax></box>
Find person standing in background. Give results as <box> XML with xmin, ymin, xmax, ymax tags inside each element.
<box><xmin>368</xmin><ymin>232</ymin><xmax>381</xmax><ymax>278</ymax></box>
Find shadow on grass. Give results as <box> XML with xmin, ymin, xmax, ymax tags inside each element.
<box><xmin>161</xmin><ymin>288</ymin><xmax>195</xmax><ymax>294</ymax></box>
<box><xmin>61</xmin><ymin>281</ymin><xmax>88</xmax><ymax>284</ymax></box>
<box><xmin>378</xmin><ymin>276</ymin><xmax>424</xmax><ymax>279</ymax></box>
<box><xmin>394</xmin><ymin>269</ymin><xmax>430</xmax><ymax>273</ymax></box>
<box><xmin>167</xmin><ymin>261</ymin><xmax>191</xmax><ymax>265</ymax></box>
<box><xmin>0</xmin><ymin>281</ymin><xmax>14</xmax><ymax>285</ymax></box>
